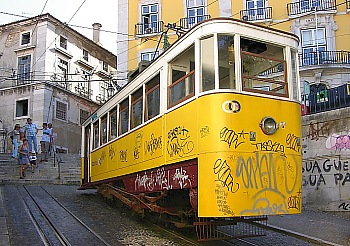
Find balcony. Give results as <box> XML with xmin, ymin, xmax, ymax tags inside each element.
<box><xmin>287</xmin><ymin>0</ymin><xmax>336</xmax><ymax>17</ymax></box>
<box><xmin>347</xmin><ymin>0</ymin><xmax>350</xmax><ymax>10</ymax></box>
<box><xmin>299</xmin><ymin>50</ymin><xmax>350</xmax><ymax>66</ymax></box>
<box><xmin>76</xmin><ymin>57</ymin><xmax>94</xmax><ymax>71</ymax></box>
<box><xmin>302</xmin><ymin>83</ymin><xmax>350</xmax><ymax>115</ymax></box>
<box><xmin>135</xmin><ymin>21</ymin><xmax>164</xmax><ymax>36</ymax></box>
<box><xmin>179</xmin><ymin>15</ymin><xmax>211</xmax><ymax>29</ymax></box>
<box><xmin>16</xmin><ymin>72</ymin><xmax>32</xmax><ymax>85</ymax></box>
<box><xmin>240</xmin><ymin>7</ymin><xmax>272</xmax><ymax>22</ymax></box>
<box><xmin>75</xmin><ymin>84</ymin><xmax>92</xmax><ymax>99</ymax></box>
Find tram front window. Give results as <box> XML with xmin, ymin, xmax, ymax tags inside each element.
<box><xmin>218</xmin><ymin>34</ymin><xmax>236</xmax><ymax>89</ymax></box>
<box><xmin>200</xmin><ymin>35</ymin><xmax>215</xmax><ymax>91</ymax></box>
<box><xmin>241</xmin><ymin>38</ymin><xmax>288</xmax><ymax>97</ymax></box>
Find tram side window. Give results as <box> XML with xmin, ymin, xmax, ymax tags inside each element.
<box><xmin>145</xmin><ymin>74</ymin><xmax>160</xmax><ymax>121</ymax></box>
<box><xmin>101</xmin><ymin>115</ymin><xmax>107</xmax><ymax>145</ymax></box>
<box><xmin>218</xmin><ymin>34</ymin><xmax>236</xmax><ymax>89</ymax></box>
<box><xmin>291</xmin><ymin>50</ymin><xmax>299</xmax><ymax>100</ymax></box>
<box><xmin>109</xmin><ymin>106</ymin><xmax>117</xmax><ymax>140</ymax></box>
<box><xmin>93</xmin><ymin>121</ymin><xmax>99</xmax><ymax>149</ymax></box>
<box><xmin>200</xmin><ymin>35</ymin><xmax>215</xmax><ymax>91</ymax></box>
<box><xmin>241</xmin><ymin>38</ymin><xmax>288</xmax><ymax>97</ymax></box>
<box><xmin>119</xmin><ymin>98</ymin><xmax>129</xmax><ymax>135</ymax></box>
<box><xmin>168</xmin><ymin>44</ymin><xmax>195</xmax><ymax>108</ymax></box>
<box><xmin>131</xmin><ymin>88</ymin><xmax>143</xmax><ymax>129</ymax></box>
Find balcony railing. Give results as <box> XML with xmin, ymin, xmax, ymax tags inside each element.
<box><xmin>75</xmin><ymin>84</ymin><xmax>92</xmax><ymax>99</ymax></box>
<box><xmin>179</xmin><ymin>15</ymin><xmax>211</xmax><ymax>29</ymax></box>
<box><xmin>135</xmin><ymin>21</ymin><xmax>164</xmax><ymax>36</ymax></box>
<box><xmin>16</xmin><ymin>71</ymin><xmax>32</xmax><ymax>85</ymax></box>
<box><xmin>347</xmin><ymin>0</ymin><xmax>350</xmax><ymax>10</ymax></box>
<box><xmin>302</xmin><ymin>83</ymin><xmax>350</xmax><ymax>115</ymax></box>
<box><xmin>240</xmin><ymin>7</ymin><xmax>272</xmax><ymax>21</ymax></box>
<box><xmin>299</xmin><ymin>50</ymin><xmax>350</xmax><ymax>66</ymax></box>
<box><xmin>287</xmin><ymin>0</ymin><xmax>336</xmax><ymax>16</ymax></box>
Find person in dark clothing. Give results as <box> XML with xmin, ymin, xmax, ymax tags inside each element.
<box><xmin>18</xmin><ymin>139</ymin><xmax>30</xmax><ymax>179</ymax></box>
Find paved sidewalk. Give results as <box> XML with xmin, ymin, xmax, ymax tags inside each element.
<box><xmin>267</xmin><ymin>208</ymin><xmax>350</xmax><ymax>246</ymax></box>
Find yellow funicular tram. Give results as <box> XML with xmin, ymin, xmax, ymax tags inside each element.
<box><xmin>80</xmin><ymin>18</ymin><xmax>302</xmax><ymax>241</ymax></box>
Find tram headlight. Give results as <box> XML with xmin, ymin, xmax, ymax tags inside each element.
<box><xmin>260</xmin><ymin>117</ymin><xmax>278</xmax><ymax>135</ymax></box>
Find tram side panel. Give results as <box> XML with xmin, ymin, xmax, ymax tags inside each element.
<box><xmin>89</xmin><ymin>117</ymin><xmax>165</xmax><ymax>183</ymax></box>
<box><xmin>196</xmin><ymin>93</ymin><xmax>302</xmax><ymax>217</ymax></box>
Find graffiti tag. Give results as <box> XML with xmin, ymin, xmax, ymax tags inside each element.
<box><xmin>200</xmin><ymin>126</ymin><xmax>210</xmax><ymax>138</ymax></box>
<box><xmin>252</xmin><ymin>140</ymin><xmax>285</xmax><ymax>156</ymax></box>
<box><xmin>220</xmin><ymin>127</ymin><xmax>248</xmax><ymax>149</ymax></box>
<box><xmin>167</xmin><ymin>126</ymin><xmax>194</xmax><ymax>157</ymax></box>
<box><xmin>213</xmin><ymin>159</ymin><xmax>239</xmax><ymax>193</ymax></box>
<box><xmin>326</xmin><ymin>133</ymin><xmax>350</xmax><ymax>151</ymax></box>
<box><xmin>144</xmin><ymin>133</ymin><xmax>162</xmax><ymax>156</ymax></box>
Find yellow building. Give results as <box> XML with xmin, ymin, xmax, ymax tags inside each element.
<box><xmin>117</xmin><ymin>0</ymin><xmax>350</xmax><ymax>99</ymax></box>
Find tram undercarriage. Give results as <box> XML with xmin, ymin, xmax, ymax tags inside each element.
<box><xmin>97</xmin><ymin>181</ymin><xmax>267</xmax><ymax>241</ymax></box>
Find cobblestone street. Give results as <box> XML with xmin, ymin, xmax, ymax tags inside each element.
<box><xmin>1</xmin><ymin>185</ymin><xmax>192</xmax><ymax>246</ymax></box>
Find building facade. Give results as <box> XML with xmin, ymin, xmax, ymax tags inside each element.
<box><xmin>0</xmin><ymin>14</ymin><xmax>118</xmax><ymax>154</ymax></box>
<box><xmin>116</xmin><ymin>0</ymin><xmax>350</xmax><ymax>210</ymax></box>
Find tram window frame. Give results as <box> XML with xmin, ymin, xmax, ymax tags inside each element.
<box><xmin>200</xmin><ymin>35</ymin><xmax>215</xmax><ymax>92</ymax></box>
<box><xmin>131</xmin><ymin>87</ymin><xmax>143</xmax><ymax>129</ymax></box>
<box><xmin>93</xmin><ymin>121</ymin><xmax>99</xmax><ymax>149</ymax></box>
<box><xmin>240</xmin><ymin>38</ymin><xmax>288</xmax><ymax>97</ymax></box>
<box><xmin>145</xmin><ymin>73</ymin><xmax>160</xmax><ymax>121</ymax></box>
<box><xmin>168</xmin><ymin>44</ymin><xmax>195</xmax><ymax>109</ymax></box>
<box><xmin>119</xmin><ymin>98</ymin><xmax>129</xmax><ymax>135</ymax></box>
<box><xmin>291</xmin><ymin>49</ymin><xmax>299</xmax><ymax>100</ymax></box>
<box><xmin>109</xmin><ymin>106</ymin><xmax>118</xmax><ymax>140</ymax></box>
<box><xmin>100</xmin><ymin>114</ymin><xmax>108</xmax><ymax>145</ymax></box>
<box><xmin>218</xmin><ymin>34</ymin><xmax>236</xmax><ymax>89</ymax></box>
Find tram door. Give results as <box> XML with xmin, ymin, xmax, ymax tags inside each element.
<box><xmin>83</xmin><ymin>124</ymin><xmax>91</xmax><ymax>184</ymax></box>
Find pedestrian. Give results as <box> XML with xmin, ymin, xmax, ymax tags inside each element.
<box><xmin>18</xmin><ymin>138</ymin><xmax>30</xmax><ymax>179</ymax></box>
<box><xmin>11</xmin><ymin>124</ymin><xmax>21</xmax><ymax>158</ymax></box>
<box><xmin>24</xmin><ymin>118</ymin><xmax>38</xmax><ymax>153</ymax></box>
<box><xmin>29</xmin><ymin>151</ymin><xmax>37</xmax><ymax>173</ymax></box>
<box><xmin>40</xmin><ymin>122</ymin><xmax>51</xmax><ymax>162</ymax></box>
<box><xmin>48</xmin><ymin>123</ymin><xmax>54</xmax><ymax>156</ymax></box>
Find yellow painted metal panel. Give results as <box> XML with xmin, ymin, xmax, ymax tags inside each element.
<box><xmin>90</xmin><ymin>117</ymin><xmax>165</xmax><ymax>182</ymax></box>
<box><xmin>165</xmin><ymin>102</ymin><xmax>198</xmax><ymax>163</ymax></box>
<box><xmin>198</xmin><ymin>152</ymin><xmax>301</xmax><ymax>217</ymax></box>
<box><xmin>196</xmin><ymin>93</ymin><xmax>302</xmax><ymax>216</ymax></box>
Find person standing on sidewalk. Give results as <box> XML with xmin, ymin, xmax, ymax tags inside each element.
<box><xmin>18</xmin><ymin>139</ymin><xmax>30</xmax><ymax>179</ymax></box>
<box><xmin>11</xmin><ymin>124</ymin><xmax>21</xmax><ymax>158</ymax></box>
<box><xmin>24</xmin><ymin>118</ymin><xmax>38</xmax><ymax>153</ymax></box>
<box><xmin>48</xmin><ymin>123</ymin><xmax>54</xmax><ymax>156</ymax></box>
<box><xmin>40</xmin><ymin>123</ymin><xmax>51</xmax><ymax>162</ymax></box>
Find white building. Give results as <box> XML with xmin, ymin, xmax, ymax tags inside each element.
<box><xmin>0</xmin><ymin>13</ymin><xmax>119</xmax><ymax>154</ymax></box>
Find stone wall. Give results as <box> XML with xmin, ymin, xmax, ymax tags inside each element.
<box><xmin>302</xmin><ymin>107</ymin><xmax>350</xmax><ymax>211</ymax></box>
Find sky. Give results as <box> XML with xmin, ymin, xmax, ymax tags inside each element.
<box><xmin>0</xmin><ymin>0</ymin><xmax>119</xmax><ymax>54</ymax></box>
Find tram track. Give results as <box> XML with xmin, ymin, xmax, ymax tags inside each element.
<box><xmin>17</xmin><ymin>185</ymin><xmax>111</xmax><ymax>246</ymax></box>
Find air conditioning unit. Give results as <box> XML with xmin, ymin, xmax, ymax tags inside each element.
<box><xmin>145</xmin><ymin>28</ymin><xmax>153</xmax><ymax>34</ymax></box>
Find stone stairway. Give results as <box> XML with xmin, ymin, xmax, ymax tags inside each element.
<box><xmin>0</xmin><ymin>152</ymin><xmax>81</xmax><ymax>185</ymax></box>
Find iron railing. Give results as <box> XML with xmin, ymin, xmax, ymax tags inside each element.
<box><xmin>299</xmin><ymin>50</ymin><xmax>350</xmax><ymax>66</ymax></box>
<box><xmin>347</xmin><ymin>0</ymin><xmax>350</xmax><ymax>9</ymax></box>
<box><xmin>16</xmin><ymin>71</ymin><xmax>32</xmax><ymax>85</ymax></box>
<box><xmin>135</xmin><ymin>21</ymin><xmax>164</xmax><ymax>36</ymax></box>
<box><xmin>75</xmin><ymin>84</ymin><xmax>92</xmax><ymax>99</ymax></box>
<box><xmin>302</xmin><ymin>83</ymin><xmax>350</xmax><ymax>115</ymax></box>
<box><xmin>287</xmin><ymin>0</ymin><xmax>336</xmax><ymax>16</ymax></box>
<box><xmin>240</xmin><ymin>7</ymin><xmax>272</xmax><ymax>21</ymax></box>
<box><xmin>179</xmin><ymin>15</ymin><xmax>211</xmax><ymax>29</ymax></box>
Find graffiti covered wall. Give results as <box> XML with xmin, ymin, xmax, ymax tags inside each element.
<box><xmin>302</xmin><ymin>107</ymin><xmax>350</xmax><ymax>211</ymax></box>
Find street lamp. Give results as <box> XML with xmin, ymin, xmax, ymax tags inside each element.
<box><xmin>107</xmin><ymin>83</ymin><xmax>115</xmax><ymax>98</ymax></box>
